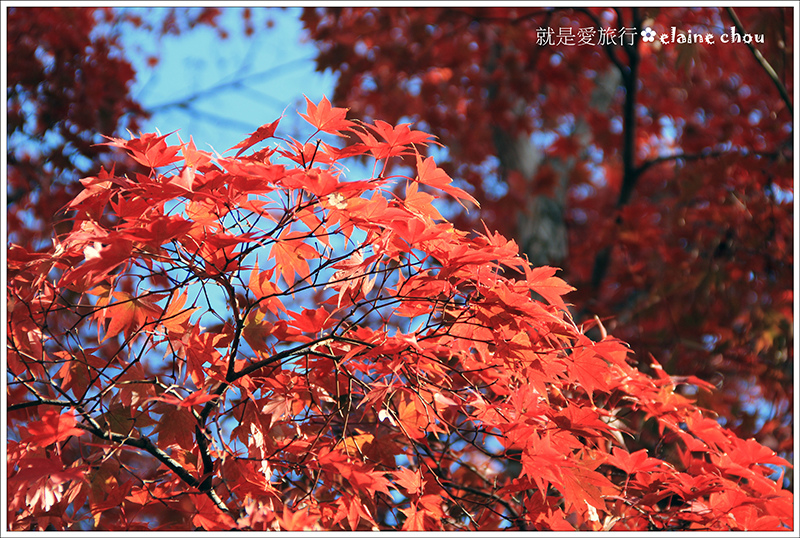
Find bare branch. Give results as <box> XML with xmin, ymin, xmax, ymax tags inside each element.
<box><xmin>75</xmin><ymin>422</ymin><xmax>233</xmax><ymax>516</ymax></box>
<box><xmin>8</xmin><ymin>398</ymin><xmax>76</xmax><ymax>412</ymax></box>
<box><xmin>726</xmin><ymin>7</ymin><xmax>793</xmax><ymax>116</ymax></box>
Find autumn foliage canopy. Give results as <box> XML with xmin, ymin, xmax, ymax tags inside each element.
<box><xmin>302</xmin><ymin>6</ymin><xmax>795</xmax><ymax>453</ymax></box>
<box><xmin>7</xmin><ymin>96</ymin><xmax>793</xmax><ymax>531</ymax></box>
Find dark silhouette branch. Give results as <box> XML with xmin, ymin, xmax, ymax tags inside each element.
<box><xmin>726</xmin><ymin>7</ymin><xmax>793</xmax><ymax>116</ymax></box>
<box><xmin>590</xmin><ymin>7</ymin><xmax>642</xmax><ymax>290</ymax></box>
<box><xmin>75</xmin><ymin>421</ymin><xmax>233</xmax><ymax>516</ymax></box>
<box><xmin>8</xmin><ymin>398</ymin><xmax>76</xmax><ymax>412</ymax></box>
<box><xmin>616</xmin><ymin>9</ymin><xmax>642</xmax><ymax>210</ymax></box>
<box><xmin>195</xmin><ymin>424</ymin><xmax>216</xmax><ymax>493</ymax></box>
<box><xmin>232</xmin><ymin>336</ymin><xmax>336</xmax><ymax>380</ymax></box>
<box><xmin>8</xmin><ymin>364</ymin><xmax>229</xmax><ymax>515</ymax></box>
<box><xmin>635</xmin><ymin>148</ymin><xmax>782</xmax><ymax>177</ymax></box>
<box><xmin>574</xmin><ymin>8</ymin><xmax>628</xmax><ymax>78</ymax></box>
<box><xmin>19</xmin><ymin>365</ymin><xmax>237</xmax><ymax>518</ymax></box>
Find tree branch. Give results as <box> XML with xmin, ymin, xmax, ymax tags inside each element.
<box><xmin>75</xmin><ymin>422</ymin><xmax>232</xmax><ymax>515</ymax></box>
<box><xmin>635</xmin><ymin>148</ymin><xmax>781</xmax><ymax>177</ymax></box>
<box><xmin>147</xmin><ymin>58</ymin><xmax>309</xmax><ymax>113</ymax></box>
<box><xmin>233</xmin><ymin>336</ymin><xmax>335</xmax><ymax>380</ymax></box>
<box><xmin>590</xmin><ymin>7</ymin><xmax>642</xmax><ymax>290</ymax></box>
<box><xmin>195</xmin><ymin>424</ymin><xmax>216</xmax><ymax>493</ymax></box>
<box><xmin>8</xmin><ymin>398</ymin><xmax>76</xmax><ymax>412</ymax></box>
<box><xmin>574</xmin><ymin>8</ymin><xmax>628</xmax><ymax>78</ymax></box>
<box><xmin>726</xmin><ymin>7</ymin><xmax>793</xmax><ymax>116</ymax></box>
<box><xmin>616</xmin><ymin>9</ymin><xmax>642</xmax><ymax>209</ymax></box>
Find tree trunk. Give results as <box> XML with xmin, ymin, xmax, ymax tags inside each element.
<box><xmin>491</xmin><ymin>67</ymin><xmax>620</xmax><ymax>269</ymax></box>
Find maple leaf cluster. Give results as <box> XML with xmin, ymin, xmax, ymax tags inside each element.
<box><xmin>7</xmin><ymin>98</ymin><xmax>792</xmax><ymax>531</ymax></box>
<box><xmin>6</xmin><ymin>6</ymin><xmax>234</xmax><ymax>250</ymax></box>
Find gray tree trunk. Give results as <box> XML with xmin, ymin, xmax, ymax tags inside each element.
<box><xmin>492</xmin><ymin>67</ymin><xmax>621</xmax><ymax>269</ymax></box>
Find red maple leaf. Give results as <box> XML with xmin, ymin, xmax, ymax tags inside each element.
<box><xmin>270</xmin><ymin>230</ymin><xmax>319</xmax><ymax>286</ymax></box>
<box><xmin>228</xmin><ymin>117</ymin><xmax>282</xmax><ymax>157</ymax></box>
<box><xmin>25</xmin><ymin>409</ymin><xmax>85</xmax><ymax>447</ymax></box>
<box><xmin>606</xmin><ymin>447</ymin><xmax>663</xmax><ymax>475</ymax></box>
<box><xmin>299</xmin><ymin>95</ymin><xmax>353</xmax><ymax>135</ymax></box>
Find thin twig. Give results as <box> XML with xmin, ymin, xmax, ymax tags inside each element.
<box><xmin>726</xmin><ymin>7</ymin><xmax>792</xmax><ymax>116</ymax></box>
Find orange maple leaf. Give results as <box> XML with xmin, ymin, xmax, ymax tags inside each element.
<box><xmin>160</xmin><ymin>289</ymin><xmax>198</xmax><ymax>333</ymax></box>
<box><xmin>394</xmin><ymin>466</ymin><xmax>425</xmax><ymax>495</ymax></box>
<box><xmin>242</xmin><ymin>309</ymin><xmax>275</xmax><ymax>353</ymax></box>
<box><xmin>299</xmin><ymin>95</ymin><xmax>353</xmax><ymax>135</ymax></box>
<box><xmin>98</xmin><ymin>291</ymin><xmax>162</xmax><ymax>342</ymax></box>
<box><xmin>270</xmin><ymin>230</ymin><xmax>319</xmax><ymax>286</ymax></box>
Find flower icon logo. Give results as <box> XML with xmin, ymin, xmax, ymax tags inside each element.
<box><xmin>641</xmin><ymin>27</ymin><xmax>657</xmax><ymax>42</ymax></box>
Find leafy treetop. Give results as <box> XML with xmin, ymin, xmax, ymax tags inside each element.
<box><xmin>7</xmin><ymin>98</ymin><xmax>792</xmax><ymax>531</ymax></box>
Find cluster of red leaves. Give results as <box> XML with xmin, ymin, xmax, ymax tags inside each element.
<box><xmin>6</xmin><ymin>6</ymin><xmax>234</xmax><ymax>250</ymax></box>
<box><xmin>7</xmin><ymin>7</ymin><xmax>146</xmax><ymax>249</ymax></box>
<box><xmin>7</xmin><ymin>99</ymin><xmax>792</xmax><ymax>531</ymax></box>
<box><xmin>301</xmin><ymin>6</ymin><xmax>794</xmax><ymax>452</ymax></box>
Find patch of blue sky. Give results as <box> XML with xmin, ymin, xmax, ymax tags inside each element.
<box><xmin>119</xmin><ymin>6</ymin><xmax>337</xmax><ymax>155</ymax></box>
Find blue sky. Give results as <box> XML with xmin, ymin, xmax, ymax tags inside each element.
<box><xmin>119</xmin><ymin>7</ymin><xmax>337</xmax><ymax>154</ymax></box>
